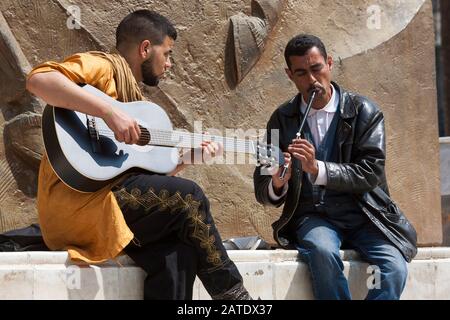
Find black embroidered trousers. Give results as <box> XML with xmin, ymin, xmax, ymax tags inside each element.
<box><xmin>113</xmin><ymin>173</ymin><xmax>245</xmax><ymax>300</ymax></box>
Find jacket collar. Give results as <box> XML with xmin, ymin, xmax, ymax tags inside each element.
<box><xmin>279</xmin><ymin>81</ymin><xmax>357</xmax><ymax>119</ymax></box>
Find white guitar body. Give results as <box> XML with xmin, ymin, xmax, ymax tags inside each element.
<box><xmin>43</xmin><ymin>85</ymin><xmax>179</xmax><ymax>192</ymax></box>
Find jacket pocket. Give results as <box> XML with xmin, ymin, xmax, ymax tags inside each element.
<box><xmin>356</xmin><ymin>187</ymin><xmax>418</xmax><ymax>261</ymax></box>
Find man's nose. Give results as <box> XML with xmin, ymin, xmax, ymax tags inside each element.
<box><xmin>307</xmin><ymin>72</ymin><xmax>317</xmax><ymax>85</ymax></box>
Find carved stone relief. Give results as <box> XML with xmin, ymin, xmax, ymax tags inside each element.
<box><xmin>0</xmin><ymin>0</ymin><xmax>442</xmax><ymax>246</ymax></box>
<box><xmin>225</xmin><ymin>0</ymin><xmax>284</xmax><ymax>88</ymax></box>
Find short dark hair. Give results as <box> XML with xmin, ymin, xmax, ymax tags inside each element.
<box><xmin>116</xmin><ymin>10</ymin><xmax>177</xmax><ymax>49</ymax></box>
<box><xmin>284</xmin><ymin>34</ymin><xmax>327</xmax><ymax>69</ymax></box>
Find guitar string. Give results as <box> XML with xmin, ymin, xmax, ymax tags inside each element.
<box><xmin>95</xmin><ymin>128</ymin><xmax>255</xmax><ymax>143</ymax></box>
<box><xmin>94</xmin><ymin>131</ymin><xmax>256</xmax><ymax>153</ymax></box>
<box><xmin>95</xmin><ymin>130</ymin><xmax>254</xmax><ymax>144</ymax></box>
<box><xmin>95</xmin><ymin>129</ymin><xmax>257</xmax><ymax>150</ymax></box>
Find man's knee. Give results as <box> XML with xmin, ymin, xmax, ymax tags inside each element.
<box><xmin>299</xmin><ymin>240</ymin><xmax>341</xmax><ymax>264</ymax></box>
<box><xmin>131</xmin><ymin>174</ymin><xmax>207</xmax><ymax>200</ymax></box>
<box><xmin>169</xmin><ymin>177</ymin><xmax>205</xmax><ymax>199</ymax></box>
<box><xmin>187</xmin><ymin>180</ymin><xmax>206</xmax><ymax>199</ymax></box>
<box><xmin>382</xmin><ymin>257</ymin><xmax>408</xmax><ymax>280</ymax></box>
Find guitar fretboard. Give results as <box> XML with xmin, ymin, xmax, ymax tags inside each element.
<box><xmin>146</xmin><ymin>128</ymin><xmax>257</xmax><ymax>155</ymax></box>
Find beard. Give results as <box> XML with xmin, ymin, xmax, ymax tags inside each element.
<box><xmin>141</xmin><ymin>55</ymin><xmax>160</xmax><ymax>87</ymax></box>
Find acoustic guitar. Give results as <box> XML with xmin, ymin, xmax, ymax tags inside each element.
<box><xmin>41</xmin><ymin>85</ymin><xmax>283</xmax><ymax>192</ymax></box>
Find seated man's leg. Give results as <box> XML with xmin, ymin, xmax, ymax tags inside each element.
<box><xmin>292</xmin><ymin>215</ymin><xmax>350</xmax><ymax>300</ymax></box>
<box><xmin>125</xmin><ymin>237</ymin><xmax>198</xmax><ymax>300</ymax></box>
<box><xmin>114</xmin><ymin>174</ymin><xmax>250</xmax><ymax>300</ymax></box>
<box><xmin>347</xmin><ymin>223</ymin><xmax>408</xmax><ymax>300</ymax></box>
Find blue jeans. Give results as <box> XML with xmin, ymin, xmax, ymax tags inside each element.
<box><xmin>292</xmin><ymin>215</ymin><xmax>408</xmax><ymax>300</ymax></box>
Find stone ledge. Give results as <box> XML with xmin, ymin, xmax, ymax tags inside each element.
<box><xmin>1</xmin><ymin>247</ymin><xmax>447</xmax><ymax>265</ymax></box>
<box><xmin>440</xmin><ymin>137</ymin><xmax>450</xmax><ymax>144</ymax></box>
<box><xmin>0</xmin><ymin>248</ymin><xmax>449</xmax><ymax>299</ymax></box>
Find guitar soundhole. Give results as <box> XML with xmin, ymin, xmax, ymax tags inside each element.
<box><xmin>137</xmin><ymin>126</ymin><xmax>150</xmax><ymax>146</ymax></box>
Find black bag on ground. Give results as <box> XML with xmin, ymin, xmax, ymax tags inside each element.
<box><xmin>0</xmin><ymin>224</ymin><xmax>49</xmax><ymax>251</ymax></box>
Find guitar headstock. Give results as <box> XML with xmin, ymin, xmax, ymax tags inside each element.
<box><xmin>256</xmin><ymin>142</ymin><xmax>285</xmax><ymax>169</ymax></box>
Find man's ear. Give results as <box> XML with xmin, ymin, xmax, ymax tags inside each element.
<box><xmin>327</xmin><ymin>55</ymin><xmax>334</xmax><ymax>71</ymax></box>
<box><xmin>285</xmin><ymin>68</ymin><xmax>294</xmax><ymax>81</ymax></box>
<box><xmin>139</xmin><ymin>40</ymin><xmax>152</xmax><ymax>59</ymax></box>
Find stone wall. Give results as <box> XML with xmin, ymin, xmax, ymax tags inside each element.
<box><xmin>0</xmin><ymin>0</ymin><xmax>442</xmax><ymax>245</ymax></box>
<box><xmin>1</xmin><ymin>248</ymin><xmax>450</xmax><ymax>299</ymax></box>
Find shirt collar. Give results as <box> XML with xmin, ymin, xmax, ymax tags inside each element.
<box><xmin>300</xmin><ymin>84</ymin><xmax>339</xmax><ymax>116</ymax></box>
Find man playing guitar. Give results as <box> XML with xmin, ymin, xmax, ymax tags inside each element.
<box><xmin>27</xmin><ymin>9</ymin><xmax>252</xmax><ymax>300</ymax></box>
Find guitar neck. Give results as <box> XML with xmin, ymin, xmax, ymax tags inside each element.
<box><xmin>147</xmin><ymin>129</ymin><xmax>257</xmax><ymax>155</ymax></box>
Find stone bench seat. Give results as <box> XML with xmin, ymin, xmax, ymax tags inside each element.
<box><xmin>0</xmin><ymin>248</ymin><xmax>449</xmax><ymax>299</ymax></box>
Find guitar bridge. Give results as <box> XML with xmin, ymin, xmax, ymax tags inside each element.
<box><xmin>87</xmin><ymin>115</ymin><xmax>102</xmax><ymax>153</ymax></box>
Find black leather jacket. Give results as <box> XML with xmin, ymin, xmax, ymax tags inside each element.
<box><xmin>253</xmin><ymin>82</ymin><xmax>417</xmax><ymax>262</ymax></box>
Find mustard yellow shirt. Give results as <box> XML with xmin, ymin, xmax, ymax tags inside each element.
<box><xmin>29</xmin><ymin>53</ymin><xmax>134</xmax><ymax>263</ymax></box>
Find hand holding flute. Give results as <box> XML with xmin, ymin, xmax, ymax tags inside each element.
<box><xmin>279</xmin><ymin>88</ymin><xmax>319</xmax><ymax>180</ymax></box>
<box><xmin>270</xmin><ymin>87</ymin><xmax>322</xmax><ymax>196</ymax></box>
<box><xmin>271</xmin><ymin>138</ymin><xmax>320</xmax><ymax>195</ymax></box>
